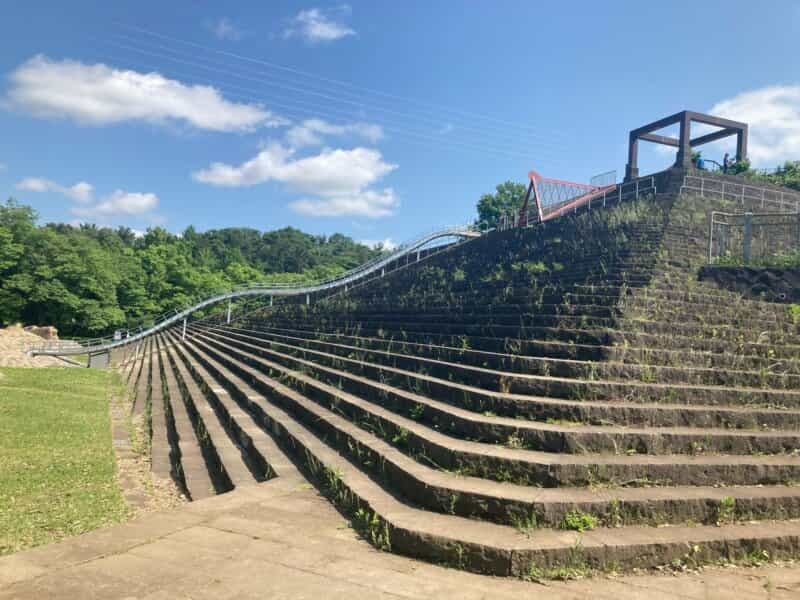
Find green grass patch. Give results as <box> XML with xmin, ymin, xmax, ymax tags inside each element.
<box><xmin>0</xmin><ymin>367</ymin><xmax>130</xmax><ymax>556</ymax></box>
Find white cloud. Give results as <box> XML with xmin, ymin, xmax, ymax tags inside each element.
<box><xmin>72</xmin><ymin>190</ymin><xmax>159</xmax><ymax>218</ymax></box>
<box><xmin>284</xmin><ymin>7</ymin><xmax>355</xmax><ymax>43</ymax></box>
<box><xmin>709</xmin><ymin>86</ymin><xmax>800</xmax><ymax>166</ymax></box>
<box><xmin>359</xmin><ymin>237</ymin><xmax>398</xmax><ymax>251</ymax></box>
<box><xmin>66</xmin><ymin>182</ymin><xmax>94</xmax><ymax>203</ymax></box>
<box><xmin>6</xmin><ymin>55</ymin><xmax>282</xmax><ymax>132</ymax></box>
<box><xmin>291</xmin><ymin>188</ymin><xmax>398</xmax><ymax>218</ymax></box>
<box><xmin>16</xmin><ymin>174</ymin><xmax>160</xmax><ymax>223</ymax></box>
<box><xmin>286</xmin><ymin>119</ymin><xmax>383</xmax><ymax>148</ymax></box>
<box><xmin>193</xmin><ymin>143</ymin><xmax>398</xmax><ymax>218</ymax></box>
<box><xmin>212</xmin><ymin>17</ymin><xmax>243</xmax><ymax>41</ymax></box>
<box><xmin>16</xmin><ymin>177</ymin><xmax>51</xmax><ymax>193</ymax></box>
<box><xmin>193</xmin><ymin>144</ymin><xmax>395</xmax><ymax>192</ymax></box>
<box><xmin>16</xmin><ymin>177</ymin><xmax>94</xmax><ymax>202</ymax></box>
<box><xmin>0</xmin><ymin>163</ymin><xmax>6</xmax><ymax>172</ymax></box>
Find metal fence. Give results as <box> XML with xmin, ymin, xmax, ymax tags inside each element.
<box><xmin>681</xmin><ymin>175</ymin><xmax>800</xmax><ymax>213</ymax></box>
<box><xmin>498</xmin><ymin>176</ymin><xmax>656</xmax><ymax>231</ymax></box>
<box><xmin>590</xmin><ymin>170</ymin><xmax>617</xmax><ymax>187</ymax></box>
<box><xmin>708</xmin><ymin>210</ymin><xmax>800</xmax><ymax>265</ymax></box>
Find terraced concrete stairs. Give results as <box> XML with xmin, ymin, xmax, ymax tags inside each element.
<box><xmin>120</xmin><ymin>183</ymin><xmax>800</xmax><ymax>578</ymax></box>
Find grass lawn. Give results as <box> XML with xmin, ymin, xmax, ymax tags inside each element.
<box><xmin>0</xmin><ymin>367</ymin><xmax>130</xmax><ymax>556</ymax></box>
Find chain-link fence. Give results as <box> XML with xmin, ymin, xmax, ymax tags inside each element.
<box><xmin>709</xmin><ymin>211</ymin><xmax>800</xmax><ymax>265</ymax></box>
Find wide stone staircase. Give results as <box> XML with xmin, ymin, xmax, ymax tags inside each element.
<box><xmin>119</xmin><ymin>184</ymin><xmax>800</xmax><ymax>578</ymax></box>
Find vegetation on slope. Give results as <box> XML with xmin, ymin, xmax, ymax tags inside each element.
<box><xmin>0</xmin><ymin>367</ymin><xmax>130</xmax><ymax>555</ymax></box>
<box><xmin>733</xmin><ymin>159</ymin><xmax>800</xmax><ymax>192</ymax></box>
<box><xmin>0</xmin><ymin>199</ymin><xmax>381</xmax><ymax>336</ymax></box>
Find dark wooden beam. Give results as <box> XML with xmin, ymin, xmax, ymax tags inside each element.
<box><xmin>686</xmin><ymin>111</ymin><xmax>748</xmax><ymax>132</ymax></box>
<box><xmin>690</xmin><ymin>128</ymin><xmax>737</xmax><ymax>147</ymax></box>
<box><xmin>629</xmin><ymin>111</ymin><xmax>685</xmax><ymax>137</ymax></box>
<box><xmin>640</xmin><ymin>133</ymin><xmax>680</xmax><ymax>147</ymax></box>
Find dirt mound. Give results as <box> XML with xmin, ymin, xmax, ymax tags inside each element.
<box><xmin>0</xmin><ymin>326</ymin><xmax>72</xmax><ymax>367</ymax></box>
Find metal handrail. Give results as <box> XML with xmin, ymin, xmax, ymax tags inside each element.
<box><xmin>29</xmin><ymin>223</ymin><xmax>480</xmax><ymax>356</ymax></box>
<box><xmin>498</xmin><ymin>176</ymin><xmax>657</xmax><ymax>231</ymax></box>
<box><xmin>707</xmin><ymin>209</ymin><xmax>800</xmax><ymax>264</ymax></box>
<box><xmin>681</xmin><ymin>174</ymin><xmax>800</xmax><ymax>213</ymax></box>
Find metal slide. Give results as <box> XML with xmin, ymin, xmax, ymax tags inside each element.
<box><xmin>29</xmin><ymin>224</ymin><xmax>480</xmax><ymax>357</ymax></box>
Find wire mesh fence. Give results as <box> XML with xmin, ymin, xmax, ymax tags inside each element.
<box><xmin>590</xmin><ymin>170</ymin><xmax>617</xmax><ymax>187</ymax></box>
<box><xmin>709</xmin><ymin>211</ymin><xmax>800</xmax><ymax>266</ymax></box>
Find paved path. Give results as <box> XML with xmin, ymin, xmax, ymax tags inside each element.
<box><xmin>1</xmin><ymin>474</ymin><xmax>799</xmax><ymax>599</ymax></box>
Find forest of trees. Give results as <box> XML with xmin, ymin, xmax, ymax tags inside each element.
<box><xmin>0</xmin><ymin>199</ymin><xmax>380</xmax><ymax>336</ymax></box>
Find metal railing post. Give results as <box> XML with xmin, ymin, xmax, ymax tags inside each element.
<box><xmin>708</xmin><ymin>213</ymin><xmax>715</xmax><ymax>263</ymax></box>
<box><xmin>226</xmin><ymin>299</ymin><xmax>232</xmax><ymax>325</ymax></box>
<box><xmin>743</xmin><ymin>212</ymin><xmax>753</xmax><ymax>264</ymax></box>
<box><xmin>181</xmin><ymin>318</ymin><xmax>187</xmax><ymax>341</ymax></box>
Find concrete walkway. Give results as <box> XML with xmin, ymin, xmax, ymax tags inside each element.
<box><xmin>1</xmin><ymin>475</ymin><xmax>799</xmax><ymax>599</ymax></box>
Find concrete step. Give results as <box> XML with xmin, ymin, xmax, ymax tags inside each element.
<box><xmin>156</xmin><ymin>334</ymin><xmax>217</xmax><ymax>501</ymax></box>
<box><xmin>249</xmin><ymin>323</ymin><xmax>800</xmax><ymax>379</ymax></box>
<box><xmin>248</xmin><ymin>321</ymin><xmax>800</xmax><ymax>373</ymax></box>
<box><xmin>242</xmin><ymin>325</ymin><xmax>800</xmax><ymax>391</ymax></box>
<box><xmin>258</xmin><ymin>314</ymin><xmax>800</xmax><ymax>360</ymax></box>
<box><xmin>210</xmin><ymin>326</ymin><xmax>800</xmax><ymax>411</ymax></box>
<box><xmin>162</xmin><ymin>329</ymin><xmax>268</xmax><ymax>491</ymax></box>
<box><xmin>148</xmin><ymin>338</ymin><xmax>172</xmax><ymax>481</ymax></box>
<box><xmin>197</xmin><ymin>324</ymin><xmax>800</xmax><ymax>440</ymax></box>
<box><xmin>132</xmin><ymin>338</ymin><xmax>151</xmax><ymax>417</ymax></box>
<box><xmin>277</xmin><ymin>310</ymin><xmax>799</xmax><ymax>345</ymax></box>
<box><xmin>179</xmin><ymin>333</ymin><xmax>800</xmax><ymax>529</ymax></box>
<box><xmin>198</xmin><ymin>325</ymin><xmax>800</xmax><ymax>432</ymax></box>
<box><xmin>190</xmin><ymin>328</ymin><xmax>800</xmax><ymax>488</ymax></box>
<box><xmin>164</xmin><ymin>329</ymin><xmax>281</xmax><ymax>485</ymax></box>
<box><xmin>170</xmin><ymin>332</ymin><xmax>800</xmax><ymax>575</ymax></box>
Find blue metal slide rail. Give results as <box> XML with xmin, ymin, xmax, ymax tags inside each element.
<box><xmin>29</xmin><ymin>224</ymin><xmax>480</xmax><ymax>356</ymax></box>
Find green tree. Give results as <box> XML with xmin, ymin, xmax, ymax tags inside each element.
<box><xmin>476</xmin><ymin>181</ymin><xmax>527</xmax><ymax>229</ymax></box>
<box><xmin>0</xmin><ymin>198</ymin><xmax>381</xmax><ymax>336</ymax></box>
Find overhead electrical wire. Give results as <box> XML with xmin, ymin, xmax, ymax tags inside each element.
<box><xmin>104</xmin><ymin>34</ymin><xmax>567</xmax><ymax>157</ymax></box>
<box><xmin>112</xmin><ymin>22</ymin><xmax>575</xmax><ymax>143</ymax></box>
<box><xmin>95</xmin><ymin>49</ymin><xmax>571</xmax><ymax>164</ymax></box>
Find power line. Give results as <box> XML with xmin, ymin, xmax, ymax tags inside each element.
<box><xmin>95</xmin><ymin>50</ymin><xmax>571</xmax><ymax>165</ymax></box>
<box><xmin>105</xmin><ymin>34</ymin><xmax>568</xmax><ymax>155</ymax></box>
<box><xmin>113</xmin><ymin>22</ymin><xmax>575</xmax><ymax>143</ymax></box>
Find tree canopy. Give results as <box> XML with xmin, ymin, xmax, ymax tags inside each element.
<box><xmin>475</xmin><ymin>181</ymin><xmax>527</xmax><ymax>229</ymax></box>
<box><xmin>737</xmin><ymin>160</ymin><xmax>800</xmax><ymax>191</ymax></box>
<box><xmin>0</xmin><ymin>199</ymin><xmax>379</xmax><ymax>336</ymax></box>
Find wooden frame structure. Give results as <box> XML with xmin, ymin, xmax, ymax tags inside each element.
<box><xmin>624</xmin><ymin>110</ymin><xmax>748</xmax><ymax>181</ymax></box>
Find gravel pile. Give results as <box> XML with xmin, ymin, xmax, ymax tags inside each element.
<box><xmin>0</xmin><ymin>326</ymin><xmax>71</xmax><ymax>367</ymax></box>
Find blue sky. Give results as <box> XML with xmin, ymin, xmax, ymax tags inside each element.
<box><xmin>1</xmin><ymin>1</ymin><xmax>799</xmax><ymax>245</ymax></box>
